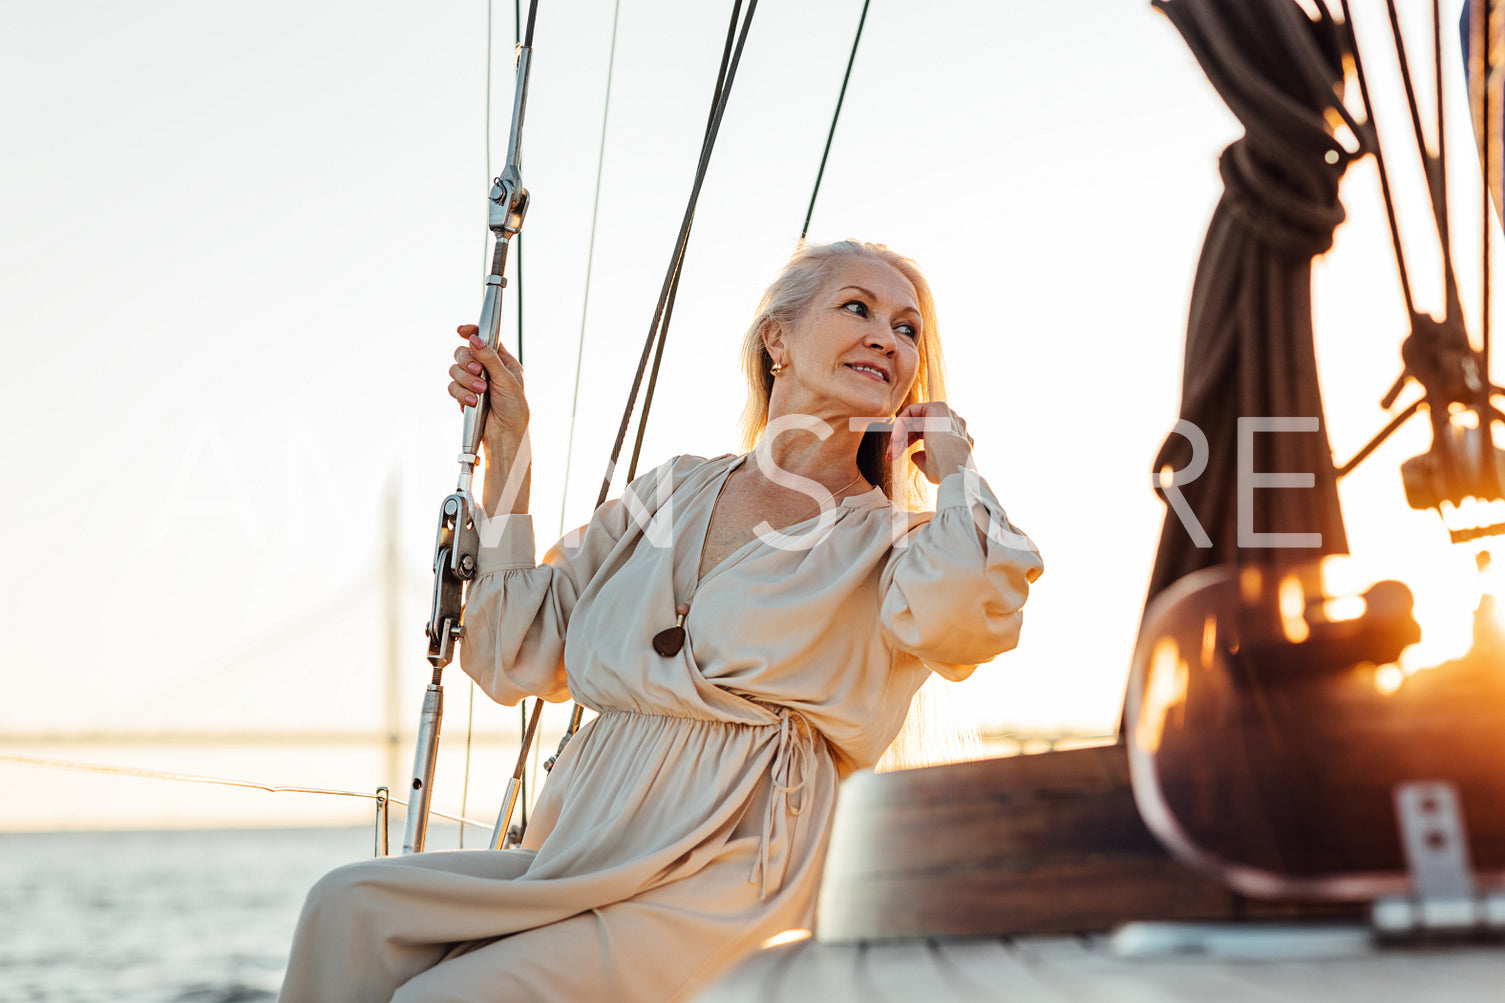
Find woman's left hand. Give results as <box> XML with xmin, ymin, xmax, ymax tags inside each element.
<box><xmin>887</xmin><ymin>402</ymin><xmax>974</xmax><ymax>485</ymax></box>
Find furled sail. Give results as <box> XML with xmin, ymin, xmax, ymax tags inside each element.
<box><xmin>1145</xmin><ymin>0</ymin><xmax>1352</xmax><ymax>605</ymax></box>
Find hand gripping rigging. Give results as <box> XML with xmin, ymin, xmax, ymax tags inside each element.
<box><xmin>407</xmin><ymin>0</ymin><xmax>539</xmax><ymax>857</ymax></box>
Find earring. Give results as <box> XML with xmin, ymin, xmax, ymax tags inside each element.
<box><xmin>770</xmin><ymin>361</ymin><xmax>784</xmax><ymax>377</ymax></box>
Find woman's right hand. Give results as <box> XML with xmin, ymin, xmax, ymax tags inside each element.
<box><xmin>448</xmin><ymin>324</ymin><xmax>529</xmax><ymax>453</ymax></box>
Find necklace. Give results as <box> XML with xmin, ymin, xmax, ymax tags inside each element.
<box><xmin>652</xmin><ymin>470</ymin><xmax>868</xmax><ymax>657</ymax></box>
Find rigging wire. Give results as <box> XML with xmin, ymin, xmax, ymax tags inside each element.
<box><xmin>542</xmin><ymin>0</ymin><xmax>629</xmax><ymax>838</ymax></box>
<box><xmin>482</xmin><ymin>0</ymin><xmax>493</xmax><ymax>284</ymax></box>
<box><xmin>1338</xmin><ymin>0</ymin><xmax>1418</xmax><ymax>319</ymax></box>
<box><xmin>1386</xmin><ymin>1</ymin><xmax>1432</xmax><ymax>186</ymax></box>
<box><xmin>801</xmin><ymin>0</ymin><xmax>872</xmax><ymax>241</ymax></box>
<box><xmin>625</xmin><ymin>0</ymin><xmax>747</xmax><ymax>483</ymax></box>
<box><xmin>460</xmin><ymin>0</ymin><xmax>497</xmax><ymax>851</ymax></box>
<box><xmin>2</xmin><ymin>753</ymin><xmax>494</xmax><ymax>830</ymax></box>
<box><xmin>459</xmin><ymin>687</ymin><xmax>477</xmax><ymax>846</ymax></box>
<box><xmin>515</xmin><ymin>0</ymin><xmax>526</xmax><ymax>369</ymax></box>
<box><xmin>1474</xmin><ymin>0</ymin><xmax>1493</xmax><ymax>374</ymax></box>
<box><xmin>559</xmin><ymin>0</ymin><xmax>626</xmax><ymax>538</ymax></box>
<box><xmin>460</xmin><ymin>0</ymin><xmax>532</xmax><ymax>849</ymax></box>
<box><xmin>547</xmin><ymin>0</ymin><xmax>759</xmax><ymax>746</ymax></box>
<box><xmin>1381</xmin><ymin>0</ymin><xmax>1460</xmax><ymax>311</ymax></box>
<box><xmin>512</xmin><ymin>0</ymin><xmax>535</xmax><ymax>844</ymax></box>
<box><xmin>1435</xmin><ymin>0</ymin><xmax>1455</xmax><ymax>310</ymax></box>
<box><xmin>477</xmin><ymin>0</ymin><xmax>530</xmax><ymax>356</ymax></box>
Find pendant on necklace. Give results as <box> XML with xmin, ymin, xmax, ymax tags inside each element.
<box><xmin>653</xmin><ymin>601</ymin><xmax>691</xmax><ymax>656</ymax></box>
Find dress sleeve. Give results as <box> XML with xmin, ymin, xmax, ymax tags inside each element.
<box><xmin>879</xmin><ymin>469</ymin><xmax>1045</xmax><ymax>681</ymax></box>
<box><xmin>459</xmin><ymin>455</ymin><xmax>702</xmax><ymax>705</ymax></box>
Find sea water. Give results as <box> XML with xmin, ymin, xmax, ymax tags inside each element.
<box><xmin>0</xmin><ymin>824</ymin><xmax>472</xmax><ymax>1003</ymax></box>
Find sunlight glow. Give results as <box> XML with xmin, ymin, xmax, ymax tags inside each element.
<box><xmin>1240</xmin><ymin>566</ymin><xmax>1263</xmax><ymax>605</ymax></box>
<box><xmin>759</xmin><ymin>929</ymin><xmax>811</xmax><ymax>949</ymax></box>
<box><xmin>1447</xmin><ymin>402</ymin><xmax>1481</xmax><ymax>428</ymax></box>
<box><xmin>1278</xmin><ymin>573</ymin><xmax>1311</xmax><ymax>644</ymax></box>
<box><xmin>1481</xmin><ymin>554</ymin><xmax>1505</xmax><ymax>597</ymax></box>
<box><xmin>1135</xmin><ymin>638</ymin><xmax>1188</xmax><ymax>755</ymax></box>
<box><xmin>1481</xmin><ymin>594</ymin><xmax>1505</xmax><ymax>636</ymax></box>
<box><xmin>1441</xmin><ymin>497</ymin><xmax>1505</xmax><ymax>531</ymax></box>
<box><xmin>1317</xmin><ymin>547</ymin><xmax>1483</xmax><ymax>677</ymax></box>
<box><xmin>1321</xmin><ymin>594</ymin><xmax>1367</xmax><ymax>622</ymax></box>
<box><xmin>1373</xmin><ymin>662</ymin><xmax>1405</xmax><ymax>695</ymax></box>
<box><xmin>1399</xmin><ymin>547</ymin><xmax>1484</xmax><ymax>673</ymax></box>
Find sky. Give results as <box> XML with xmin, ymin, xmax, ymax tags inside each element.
<box><xmin>1</xmin><ymin>0</ymin><xmax>1498</xmax><ymax>830</ymax></box>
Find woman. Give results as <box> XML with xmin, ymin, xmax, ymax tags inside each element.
<box><xmin>279</xmin><ymin>240</ymin><xmax>1043</xmax><ymax>1002</ymax></box>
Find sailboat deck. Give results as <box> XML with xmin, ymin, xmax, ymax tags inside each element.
<box><xmin>699</xmin><ymin>932</ymin><xmax>1505</xmax><ymax>1002</ymax></box>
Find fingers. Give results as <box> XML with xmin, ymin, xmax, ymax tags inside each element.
<box><xmin>447</xmin><ymin>325</ymin><xmax>531</xmax><ymax>438</ymax></box>
<box><xmin>449</xmin><ymin>362</ymin><xmax>487</xmax><ymax>408</ymax></box>
<box><xmin>888</xmin><ymin>421</ymin><xmax>908</xmax><ymax>463</ymax></box>
<box><xmin>885</xmin><ymin>402</ymin><xmax>972</xmax><ymax>464</ymax></box>
<box><xmin>465</xmin><ymin>329</ymin><xmax>524</xmax><ymax>383</ymax></box>
<box><xmin>449</xmin><ymin>325</ymin><xmax>524</xmax><ymax>399</ymax></box>
<box><xmin>454</xmin><ymin>324</ymin><xmax>523</xmax><ymax>382</ymax></box>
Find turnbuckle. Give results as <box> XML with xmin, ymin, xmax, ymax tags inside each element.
<box><xmin>425</xmin><ymin>491</ymin><xmax>480</xmax><ymax>668</ymax></box>
<box><xmin>489</xmin><ymin>167</ymin><xmax>530</xmax><ymax>238</ymax></box>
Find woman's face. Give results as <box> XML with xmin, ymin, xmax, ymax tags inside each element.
<box><xmin>772</xmin><ymin>257</ymin><xmax>922</xmax><ymax>420</ymax></box>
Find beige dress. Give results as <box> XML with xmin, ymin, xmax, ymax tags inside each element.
<box><xmin>280</xmin><ymin>453</ymin><xmax>1043</xmax><ymax>1003</ymax></box>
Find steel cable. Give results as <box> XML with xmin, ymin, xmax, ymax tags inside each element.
<box><xmin>598</xmin><ymin>0</ymin><xmax>759</xmax><ymax>502</ymax></box>
<box><xmin>625</xmin><ymin>0</ymin><xmax>746</xmax><ymax>484</ymax></box>
<box><xmin>801</xmin><ymin>0</ymin><xmax>872</xmax><ymax>241</ymax></box>
<box><xmin>545</xmin><ymin>0</ymin><xmax>760</xmax><ymax>751</ymax></box>
<box><xmin>2</xmin><ymin>753</ymin><xmax>494</xmax><ymax>829</ymax></box>
<box><xmin>1338</xmin><ymin>0</ymin><xmax>1418</xmax><ymax>318</ymax></box>
<box><xmin>559</xmin><ymin>0</ymin><xmax>625</xmax><ymax>536</ymax></box>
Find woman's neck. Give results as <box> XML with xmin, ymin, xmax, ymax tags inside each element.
<box><xmin>753</xmin><ymin>406</ymin><xmax>868</xmax><ymax>492</ymax></box>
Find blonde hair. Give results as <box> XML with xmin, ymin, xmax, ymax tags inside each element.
<box><xmin>737</xmin><ymin>240</ymin><xmax>947</xmax><ymax>510</ymax></box>
<box><xmin>737</xmin><ymin>240</ymin><xmax>975</xmax><ymax>771</ymax></box>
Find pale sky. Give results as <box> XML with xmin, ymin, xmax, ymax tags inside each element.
<box><xmin>1</xmin><ymin>0</ymin><xmax>1496</xmax><ymax>829</ymax></box>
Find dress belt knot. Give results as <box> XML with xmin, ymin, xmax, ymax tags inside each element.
<box><xmin>751</xmin><ymin>705</ymin><xmax>815</xmax><ymax>900</ymax></box>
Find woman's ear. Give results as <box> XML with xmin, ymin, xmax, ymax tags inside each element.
<box><xmin>761</xmin><ymin>320</ymin><xmax>786</xmax><ymax>364</ymax></box>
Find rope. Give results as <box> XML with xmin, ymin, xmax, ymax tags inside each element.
<box><xmin>0</xmin><ymin>753</ymin><xmax>494</xmax><ymax>829</ymax></box>
<box><xmin>559</xmin><ymin>0</ymin><xmax>625</xmax><ymax>537</ymax></box>
<box><xmin>801</xmin><ymin>0</ymin><xmax>872</xmax><ymax>240</ymax></box>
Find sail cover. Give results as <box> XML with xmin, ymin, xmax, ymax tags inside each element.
<box><xmin>1144</xmin><ymin>0</ymin><xmax>1352</xmax><ymax>604</ymax></box>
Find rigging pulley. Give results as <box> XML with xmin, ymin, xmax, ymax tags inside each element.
<box><xmin>406</xmin><ymin>0</ymin><xmax>539</xmax><ymax>856</ymax></box>
<box><xmin>1332</xmin><ymin>0</ymin><xmax>1505</xmax><ymax>541</ymax></box>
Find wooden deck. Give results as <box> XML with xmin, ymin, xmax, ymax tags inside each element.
<box><xmin>701</xmin><ymin>744</ymin><xmax>1505</xmax><ymax>1000</ymax></box>
<box><xmin>697</xmin><ymin>931</ymin><xmax>1505</xmax><ymax>1002</ymax></box>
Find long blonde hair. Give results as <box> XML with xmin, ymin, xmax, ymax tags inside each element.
<box><xmin>737</xmin><ymin>239</ymin><xmax>947</xmax><ymax>512</ymax></box>
<box><xmin>738</xmin><ymin>240</ymin><xmax>976</xmax><ymax>771</ymax></box>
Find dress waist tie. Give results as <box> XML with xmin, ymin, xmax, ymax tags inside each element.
<box><xmin>751</xmin><ymin>707</ymin><xmax>815</xmax><ymax>900</ymax></box>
